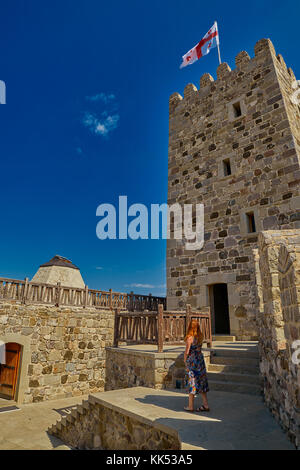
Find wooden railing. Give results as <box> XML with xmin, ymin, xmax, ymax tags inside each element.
<box><xmin>0</xmin><ymin>277</ymin><xmax>166</xmax><ymax>311</ymax></box>
<box><xmin>114</xmin><ymin>304</ymin><xmax>212</xmax><ymax>351</ymax></box>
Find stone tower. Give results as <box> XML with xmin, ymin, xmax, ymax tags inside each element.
<box><xmin>167</xmin><ymin>38</ymin><xmax>300</xmax><ymax>340</ymax></box>
<box><xmin>31</xmin><ymin>255</ymin><xmax>85</xmax><ymax>288</ymax></box>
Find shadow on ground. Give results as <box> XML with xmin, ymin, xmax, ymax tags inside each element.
<box><xmin>135</xmin><ymin>390</ymin><xmax>295</xmax><ymax>450</ymax></box>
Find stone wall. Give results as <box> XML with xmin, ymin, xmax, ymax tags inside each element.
<box><xmin>256</xmin><ymin>230</ymin><xmax>300</xmax><ymax>448</ymax></box>
<box><xmin>0</xmin><ymin>301</ymin><xmax>114</xmax><ymax>404</ymax></box>
<box><xmin>167</xmin><ymin>38</ymin><xmax>300</xmax><ymax>340</ymax></box>
<box><xmin>105</xmin><ymin>347</ymin><xmax>210</xmax><ymax>391</ymax></box>
<box><xmin>50</xmin><ymin>394</ymin><xmax>180</xmax><ymax>450</ymax></box>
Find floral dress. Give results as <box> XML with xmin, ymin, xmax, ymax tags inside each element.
<box><xmin>186</xmin><ymin>337</ymin><xmax>209</xmax><ymax>395</ymax></box>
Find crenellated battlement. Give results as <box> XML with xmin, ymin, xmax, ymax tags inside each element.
<box><xmin>169</xmin><ymin>38</ymin><xmax>297</xmax><ymax>114</ymax></box>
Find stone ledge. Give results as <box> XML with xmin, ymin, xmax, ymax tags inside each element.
<box><xmin>89</xmin><ymin>387</ymin><xmax>180</xmax><ymax>440</ymax></box>
<box><xmin>75</xmin><ymin>386</ymin><xmax>295</xmax><ymax>450</ymax></box>
<box><xmin>106</xmin><ymin>346</ymin><xmax>210</xmax><ymax>360</ymax></box>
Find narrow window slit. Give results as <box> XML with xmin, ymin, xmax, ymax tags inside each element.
<box><xmin>246</xmin><ymin>212</ymin><xmax>256</xmax><ymax>233</ymax></box>
<box><xmin>223</xmin><ymin>158</ymin><xmax>231</xmax><ymax>176</ymax></box>
<box><xmin>232</xmin><ymin>101</ymin><xmax>242</xmax><ymax>118</ymax></box>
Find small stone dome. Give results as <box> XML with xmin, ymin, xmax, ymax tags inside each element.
<box><xmin>31</xmin><ymin>255</ymin><xmax>85</xmax><ymax>288</ymax></box>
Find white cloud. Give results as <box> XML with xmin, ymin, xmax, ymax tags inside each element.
<box><xmin>82</xmin><ymin>92</ymin><xmax>119</xmax><ymax>138</ymax></box>
<box><xmin>83</xmin><ymin>112</ymin><xmax>119</xmax><ymax>137</ymax></box>
<box><xmin>86</xmin><ymin>92</ymin><xmax>115</xmax><ymax>103</ymax></box>
<box><xmin>125</xmin><ymin>283</ymin><xmax>166</xmax><ymax>289</ymax></box>
<box><xmin>95</xmin><ymin>266</ymin><xmax>103</xmax><ymax>270</ymax></box>
<box><xmin>126</xmin><ymin>283</ymin><xmax>155</xmax><ymax>289</ymax></box>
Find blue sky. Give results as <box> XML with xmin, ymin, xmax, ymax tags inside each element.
<box><xmin>0</xmin><ymin>0</ymin><xmax>299</xmax><ymax>295</ymax></box>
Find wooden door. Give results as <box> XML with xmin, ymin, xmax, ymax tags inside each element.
<box><xmin>0</xmin><ymin>343</ymin><xmax>21</xmax><ymax>400</ymax></box>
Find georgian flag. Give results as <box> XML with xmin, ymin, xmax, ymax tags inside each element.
<box><xmin>180</xmin><ymin>22</ymin><xmax>219</xmax><ymax>69</ymax></box>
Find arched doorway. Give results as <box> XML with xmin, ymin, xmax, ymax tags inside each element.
<box><xmin>0</xmin><ymin>343</ymin><xmax>21</xmax><ymax>401</ymax></box>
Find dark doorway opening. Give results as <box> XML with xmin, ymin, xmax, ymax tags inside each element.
<box><xmin>209</xmin><ymin>284</ymin><xmax>230</xmax><ymax>334</ymax></box>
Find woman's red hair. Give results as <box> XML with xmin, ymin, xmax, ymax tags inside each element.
<box><xmin>184</xmin><ymin>319</ymin><xmax>203</xmax><ymax>344</ymax></box>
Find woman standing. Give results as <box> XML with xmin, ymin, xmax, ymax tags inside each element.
<box><xmin>184</xmin><ymin>319</ymin><xmax>210</xmax><ymax>412</ymax></box>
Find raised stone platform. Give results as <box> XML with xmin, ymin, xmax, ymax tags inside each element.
<box><xmin>105</xmin><ymin>341</ymin><xmax>261</xmax><ymax>395</ymax></box>
<box><xmin>49</xmin><ymin>387</ymin><xmax>295</xmax><ymax>450</ymax></box>
<box><xmin>105</xmin><ymin>344</ymin><xmax>210</xmax><ymax>391</ymax></box>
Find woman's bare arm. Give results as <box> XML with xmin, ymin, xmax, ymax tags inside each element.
<box><xmin>184</xmin><ymin>336</ymin><xmax>193</xmax><ymax>363</ymax></box>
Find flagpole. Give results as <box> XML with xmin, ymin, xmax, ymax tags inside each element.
<box><xmin>217</xmin><ymin>42</ymin><xmax>221</xmax><ymax>65</ymax></box>
<box><xmin>215</xmin><ymin>21</ymin><xmax>221</xmax><ymax>65</ymax></box>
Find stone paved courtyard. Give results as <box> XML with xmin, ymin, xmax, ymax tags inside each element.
<box><xmin>0</xmin><ymin>395</ymin><xmax>87</xmax><ymax>450</ymax></box>
<box><xmin>0</xmin><ymin>387</ymin><xmax>295</xmax><ymax>450</ymax></box>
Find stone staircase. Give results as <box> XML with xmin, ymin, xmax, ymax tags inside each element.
<box><xmin>48</xmin><ymin>397</ymin><xmax>92</xmax><ymax>446</ymax></box>
<box><xmin>206</xmin><ymin>341</ymin><xmax>262</xmax><ymax>396</ymax></box>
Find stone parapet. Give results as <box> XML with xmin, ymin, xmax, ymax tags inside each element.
<box><xmin>105</xmin><ymin>346</ymin><xmax>210</xmax><ymax>391</ymax></box>
<box><xmin>48</xmin><ymin>389</ymin><xmax>181</xmax><ymax>450</ymax></box>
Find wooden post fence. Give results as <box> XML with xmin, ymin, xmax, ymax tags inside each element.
<box><xmin>83</xmin><ymin>285</ymin><xmax>88</xmax><ymax>308</ymax></box>
<box><xmin>113</xmin><ymin>308</ymin><xmax>120</xmax><ymax>347</ymax></box>
<box><xmin>157</xmin><ymin>304</ymin><xmax>164</xmax><ymax>353</ymax></box>
<box><xmin>55</xmin><ymin>282</ymin><xmax>61</xmax><ymax>307</ymax></box>
<box><xmin>22</xmin><ymin>277</ymin><xmax>29</xmax><ymax>305</ymax></box>
<box><xmin>109</xmin><ymin>289</ymin><xmax>113</xmax><ymax>309</ymax></box>
<box><xmin>0</xmin><ymin>276</ymin><xmax>166</xmax><ymax>311</ymax></box>
<box><xmin>186</xmin><ymin>303</ymin><xmax>192</xmax><ymax>333</ymax></box>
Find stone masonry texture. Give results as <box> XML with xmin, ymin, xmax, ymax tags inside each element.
<box><xmin>105</xmin><ymin>347</ymin><xmax>210</xmax><ymax>392</ymax></box>
<box><xmin>167</xmin><ymin>38</ymin><xmax>300</xmax><ymax>340</ymax></box>
<box><xmin>255</xmin><ymin>230</ymin><xmax>300</xmax><ymax>448</ymax></box>
<box><xmin>51</xmin><ymin>397</ymin><xmax>180</xmax><ymax>450</ymax></box>
<box><xmin>0</xmin><ymin>302</ymin><xmax>114</xmax><ymax>403</ymax></box>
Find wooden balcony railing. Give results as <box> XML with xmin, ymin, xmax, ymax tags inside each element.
<box><xmin>114</xmin><ymin>304</ymin><xmax>212</xmax><ymax>351</ymax></box>
<box><xmin>0</xmin><ymin>277</ymin><xmax>166</xmax><ymax>311</ymax></box>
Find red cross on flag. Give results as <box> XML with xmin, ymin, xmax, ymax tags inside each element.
<box><xmin>180</xmin><ymin>21</ymin><xmax>220</xmax><ymax>69</ymax></box>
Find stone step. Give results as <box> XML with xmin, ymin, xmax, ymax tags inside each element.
<box><xmin>48</xmin><ymin>425</ymin><xmax>55</xmax><ymax>434</ymax></box>
<box><xmin>211</xmin><ymin>355</ymin><xmax>259</xmax><ymax>367</ymax></box>
<box><xmin>66</xmin><ymin>414</ymin><xmax>75</xmax><ymax>424</ymax></box>
<box><xmin>207</xmin><ymin>371</ymin><xmax>261</xmax><ymax>386</ymax></box>
<box><xmin>48</xmin><ymin>398</ymin><xmax>92</xmax><ymax>444</ymax></box>
<box><xmin>207</xmin><ymin>363</ymin><xmax>260</xmax><ymax>375</ymax></box>
<box><xmin>208</xmin><ymin>380</ymin><xmax>262</xmax><ymax>396</ymax></box>
<box><xmin>212</xmin><ymin>335</ymin><xmax>236</xmax><ymax>342</ymax></box>
<box><xmin>71</xmin><ymin>408</ymin><xmax>79</xmax><ymax>419</ymax></box>
<box><xmin>77</xmin><ymin>404</ymin><xmax>86</xmax><ymax>415</ymax></box>
<box><xmin>55</xmin><ymin>421</ymin><xmax>62</xmax><ymax>432</ymax></box>
<box><xmin>61</xmin><ymin>416</ymin><xmax>68</xmax><ymax>426</ymax></box>
<box><xmin>212</xmin><ymin>348</ymin><xmax>259</xmax><ymax>359</ymax></box>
